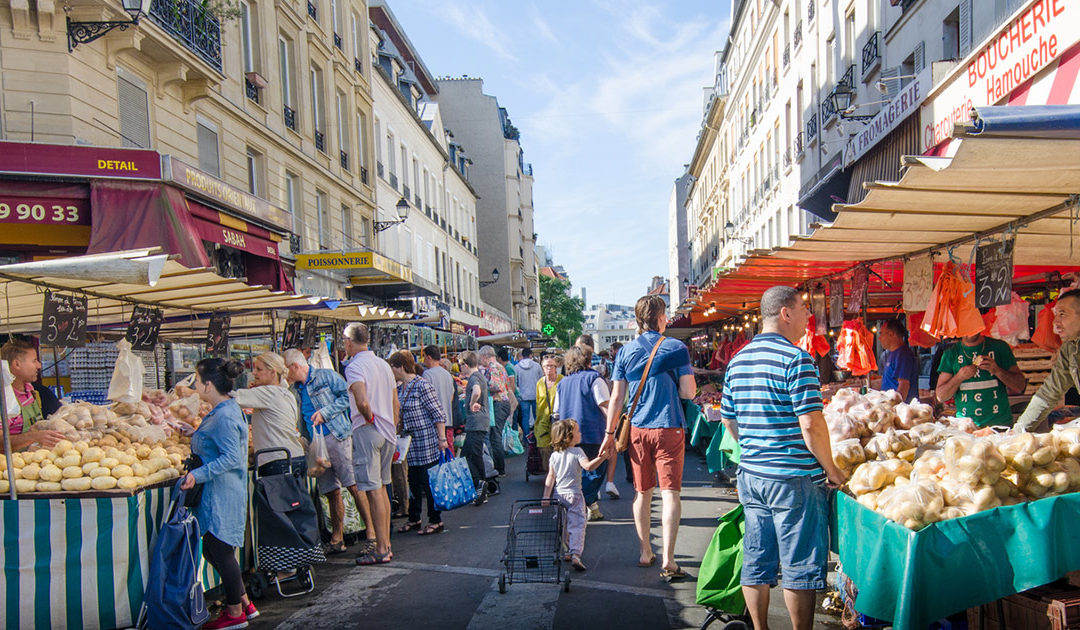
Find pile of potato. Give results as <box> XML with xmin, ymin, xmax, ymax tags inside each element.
<box><xmin>0</xmin><ymin>435</ymin><xmax>189</xmax><ymax>494</ymax></box>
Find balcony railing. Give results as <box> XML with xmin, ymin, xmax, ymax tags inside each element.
<box><xmin>839</xmin><ymin>64</ymin><xmax>856</xmax><ymax>91</ymax></box>
<box><xmin>783</xmin><ymin>43</ymin><xmax>790</xmax><ymax>67</ymax></box>
<box><xmin>901</xmin><ymin>0</ymin><xmax>919</xmax><ymax>12</ymax></box>
<box><xmin>794</xmin><ymin>21</ymin><xmax>803</xmax><ymax>48</ymax></box>
<box><xmin>314</xmin><ymin>130</ymin><xmax>325</xmax><ymax>153</ymax></box>
<box><xmin>283</xmin><ymin>105</ymin><xmax>296</xmax><ymax>131</ymax></box>
<box><xmin>333</xmin><ymin>33</ymin><xmax>342</xmax><ymax>50</ymax></box>
<box><xmin>821</xmin><ymin>93</ymin><xmax>838</xmax><ymax>124</ymax></box>
<box><xmin>784</xmin><ymin>148</ymin><xmax>792</xmax><ymax>167</ymax></box>
<box><xmin>360</xmin><ymin>166</ymin><xmax>368</xmax><ymax>185</ymax></box>
<box><xmin>244</xmin><ymin>78</ymin><xmax>259</xmax><ymax>103</ymax></box>
<box><xmin>806</xmin><ymin>114</ymin><xmax>818</xmax><ymax>140</ymax></box>
<box><xmin>355</xmin><ymin>57</ymin><xmax>363</xmax><ymax>74</ymax></box>
<box><xmin>807</xmin><ymin>0</ymin><xmax>815</xmax><ymax>22</ymax></box>
<box><xmin>862</xmin><ymin>31</ymin><xmax>881</xmax><ymax>78</ymax></box>
<box><xmin>148</xmin><ymin>0</ymin><xmax>222</xmax><ymax>71</ymax></box>
<box><xmin>307</xmin><ymin>1</ymin><xmax>317</xmax><ymax>20</ymax></box>
<box><xmin>340</xmin><ymin>150</ymin><xmax>349</xmax><ymax>170</ymax></box>
<box><xmin>389</xmin><ymin>173</ymin><xmax>398</xmax><ymax>189</ymax></box>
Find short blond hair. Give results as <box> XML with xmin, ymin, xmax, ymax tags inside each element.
<box><xmin>550</xmin><ymin>419</ymin><xmax>577</xmax><ymax>451</ymax></box>
<box><xmin>255</xmin><ymin>352</ymin><xmax>287</xmax><ymax>383</ymax></box>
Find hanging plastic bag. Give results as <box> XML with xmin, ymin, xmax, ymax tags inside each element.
<box><xmin>307</xmin><ymin>429</ymin><xmax>331</xmax><ymax>477</ymax></box>
<box><xmin>1032</xmin><ymin>299</ymin><xmax>1062</xmax><ymax>352</ymax></box>
<box><xmin>921</xmin><ymin>262</ymin><xmax>985</xmax><ymax>339</ymax></box>
<box><xmin>1</xmin><ymin>361</ymin><xmax>21</xmax><ymax>417</ymax></box>
<box><xmin>905</xmin><ymin>311</ymin><xmax>939</xmax><ymax>349</ymax></box>
<box><xmin>797</xmin><ymin>315</ymin><xmax>831</xmax><ymax>358</ymax></box>
<box><xmin>990</xmin><ymin>292</ymin><xmax>1030</xmax><ymax>346</ymax></box>
<box><xmin>393</xmin><ymin>434</ymin><xmax>412</xmax><ymax>463</ymax></box>
<box><xmin>108</xmin><ymin>339</ymin><xmax>145</xmax><ymax>403</ymax></box>
<box><xmin>429</xmin><ymin>449</ymin><xmax>477</xmax><ymax>511</ymax></box>
<box><xmin>835</xmin><ymin>320</ymin><xmax>877</xmax><ymax>375</ymax></box>
<box><xmin>502</xmin><ymin>421</ymin><xmax>524</xmax><ymax>456</ymax></box>
<box><xmin>310</xmin><ymin>340</ymin><xmax>334</xmax><ymax>371</ymax></box>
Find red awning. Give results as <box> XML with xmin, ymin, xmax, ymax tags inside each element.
<box><xmin>187</xmin><ymin>200</ymin><xmax>280</xmax><ymax>260</ymax></box>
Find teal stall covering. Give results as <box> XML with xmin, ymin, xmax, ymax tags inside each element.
<box><xmin>831</xmin><ymin>491</ymin><xmax>1080</xmax><ymax>630</ymax></box>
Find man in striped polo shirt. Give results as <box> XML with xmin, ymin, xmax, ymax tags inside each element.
<box><xmin>720</xmin><ymin>286</ymin><xmax>846</xmax><ymax>630</ymax></box>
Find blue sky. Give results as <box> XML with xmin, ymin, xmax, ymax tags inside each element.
<box><xmin>384</xmin><ymin>0</ymin><xmax>731</xmax><ymax>307</ymax></box>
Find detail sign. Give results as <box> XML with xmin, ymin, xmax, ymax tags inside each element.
<box><xmin>0</xmin><ymin>141</ymin><xmax>162</xmax><ymax>180</ymax></box>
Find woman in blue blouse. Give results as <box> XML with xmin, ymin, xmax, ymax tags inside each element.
<box><xmin>180</xmin><ymin>358</ymin><xmax>255</xmax><ymax>629</ymax></box>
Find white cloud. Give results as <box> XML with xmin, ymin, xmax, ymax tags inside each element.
<box><xmin>527</xmin><ymin>4</ymin><xmax>559</xmax><ymax>45</ymax></box>
<box><xmin>437</xmin><ymin>3</ymin><xmax>519</xmax><ymax>62</ymax></box>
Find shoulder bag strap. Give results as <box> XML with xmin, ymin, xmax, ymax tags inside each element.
<box><xmin>626</xmin><ymin>337</ymin><xmax>665</xmax><ymax>421</ymax></box>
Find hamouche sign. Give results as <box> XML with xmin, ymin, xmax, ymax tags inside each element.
<box><xmin>920</xmin><ymin>0</ymin><xmax>1078</xmax><ymax>152</ymax></box>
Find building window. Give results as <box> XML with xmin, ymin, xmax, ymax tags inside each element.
<box><xmin>117</xmin><ymin>70</ymin><xmax>150</xmax><ymax>148</ymax></box>
<box><xmin>197</xmin><ymin>119</ymin><xmax>219</xmax><ymax>176</ymax></box>
<box><xmin>246</xmin><ymin>147</ymin><xmax>264</xmax><ymax>197</ymax></box>
<box><xmin>356</xmin><ymin>111</ymin><xmax>367</xmax><ymax>170</ymax></box>
<box><xmin>386</xmin><ymin>131</ymin><xmax>396</xmax><ymax>174</ymax></box>
<box><xmin>240</xmin><ymin>2</ymin><xmax>257</xmax><ymax>73</ymax></box>
<box><xmin>311</xmin><ymin>66</ymin><xmax>326</xmax><ymax>151</ymax></box>
<box><xmin>279</xmin><ymin>36</ymin><xmax>296</xmax><ymax>130</ymax></box>
<box><xmin>286</xmin><ymin>171</ymin><xmax>302</xmax><ymax>249</ymax></box>
<box><xmin>316</xmin><ymin>190</ymin><xmax>330</xmax><ymax>249</ymax></box>
<box><xmin>943</xmin><ymin>6</ymin><xmax>960</xmax><ymax>60</ymax></box>
<box><xmin>341</xmin><ymin>204</ymin><xmax>353</xmax><ymax>248</ymax></box>
<box><xmin>336</xmin><ymin>90</ymin><xmax>349</xmax><ymax>170</ymax></box>
<box><xmin>359</xmin><ymin>216</ymin><xmax>371</xmax><ymax>248</ymax></box>
<box><xmin>351</xmin><ymin>13</ymin><xmax>363</xmax><ymax>62</ymax></box>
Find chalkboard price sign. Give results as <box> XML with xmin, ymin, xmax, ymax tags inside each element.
<box><xmin>282</xmin><ymin>316</ymin><xmax>303</xmax><ymax>349</ymax></box>
<box><xmin>206</xmin><ymin>313</ymin><xmax>231</xmax><ymax>355</ymax></box>
<box><xmin>301</xmin><ymin>317</ymin><xmax>318</xmax><ymax>349</ymax></box>
<box><xmin>975</xmin><ymin>238</ymin><xmax>1014</xmax><ymax>309</ymax></box>
<box><xmin>41</xmin><ymin>291</ymin><xmax>88</xmax><ymax>348</ymax></box>
<box><xmin>125</xmin><ymin>306</ymin><xmax>163</xmax><ymax>351</ymax></box>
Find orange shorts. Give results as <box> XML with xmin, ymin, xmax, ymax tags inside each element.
<box><xmin>629</xmin><ymin>426</ymin><xmax>685</xmax><ymax>492</ymax></box>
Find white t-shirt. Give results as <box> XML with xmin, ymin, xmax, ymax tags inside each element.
<box><xmin>549</xmin><ymin>446</ymin><xmax>590</xmax><ymax>496</ymax></box>
<box><xmin>345</xmin><ymin>350</ymin><xmax>397</xmax><ymax>443</ymax></box>
<box><xmin>552</xmin><ymin>378</ymin><xmax>610</xmax><ymax>412</ymax></box>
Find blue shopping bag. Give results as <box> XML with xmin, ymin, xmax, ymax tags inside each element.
<box><xmin>503</xmin><ymin>421</ymin><xmax>525</xmax><ymax>456</ymax></box>
<box><xmin>430</xmin><ymin>449</ymin><xmax>477</xmax><ymax>511</ymax></box>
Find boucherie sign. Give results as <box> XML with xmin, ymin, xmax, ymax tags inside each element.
<box><xmin>920</xmin><ymin>0</ymin><xmax>1078</xmax><ymax>151</ymax></box>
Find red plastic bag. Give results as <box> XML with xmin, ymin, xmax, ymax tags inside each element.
<box><xmin>836</xmin><ymin>320</ymin><xmax>877</xmax><ymax>376</ymax></box>
<box><xmin>1032</xmin><ymin>299</ymin><xmax>1062</xmax><ymax>352</ymax></box>
<box><xmin>905</xmin><ymin>311</ymin><xmax>939</xmax><ymax>349</ymax></box>
<box><xmin>797</xmin><ymin>315</ymin><xmax>831</xmax><ymax>358</ymax></box>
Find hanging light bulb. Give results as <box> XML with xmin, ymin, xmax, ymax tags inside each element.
<box><xmin>802</xmin><ymin>292</ymin><xmax>810</xmax><ymax>301</ymax></box>
<box><xmin>871</xmin><ymin>325</ymin><xmax>879</xmax><ymax>333</ymax></box>
<box><xmin>828</xmin><ymin>329</ymin><xmax>835</xmax><ymax>337</ymax></box>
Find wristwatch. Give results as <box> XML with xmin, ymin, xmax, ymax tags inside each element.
<box><xmin>605</xmin><ymin>430</ymin><xmax>615</xmax><ymax>435</ymax></box>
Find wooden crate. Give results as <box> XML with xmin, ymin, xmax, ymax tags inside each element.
<box><xmin>968</xmin><ymin>584</ymin><xmax>1080</xmax><ymax>630</ymax></box>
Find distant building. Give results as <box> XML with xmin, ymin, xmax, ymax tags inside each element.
<box><xmin>647</xmin><ymin>276</ymin><xmax>670</xmax><ymax>307</ymax></box>
<box><xmin>582</xmin><ymin>303</ymin><xmax>637</xmax><ymax>352</ymax></box>
<box><xmin>668</xmin><ymin>171</ymin><xmax>693</xmax><ymax>312</ymax></box>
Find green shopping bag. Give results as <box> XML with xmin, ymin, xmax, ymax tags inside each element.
<box><xmin>695</xmin><ymin>504</ymin><xmax>746</xmax><ymax>613</ymax></box>
<box><xmin>706</xmin><ymin>421</ymin><xmax>742</xmax><ymax>473</ymax></box>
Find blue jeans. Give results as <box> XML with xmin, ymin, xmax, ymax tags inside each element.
<box><xmin>518</xmin><ymin>400</ymin><xmax>536</xmax><ymax>435</ymax></box>
<box><xmin>580</xmin><ymin>443</ymin><xmax>608</xmax><ymax>506</ymax></box>
<box><xmin>736</xmin><ymin>469</ymin><xmax>829</xmax><ymax>590</ymax></box>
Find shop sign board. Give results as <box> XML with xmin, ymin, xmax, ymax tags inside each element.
<box><xmin>295</xmin><ymin>251</ymin><xmax>413</xmax><ymax>283</ymax></box>
<box><xmin>163</xmin><ymin>156</ymin><xmax>291</xmax><ymax>231</ymax></box>
<box><xmin>920</xmin><ymin>0</ymin><xmax>1078</xmax><ymax>151</ymax></box>
<box><xmin>0</xmin><ymin>141</ymin><xmax>161</xmax><ymax>180</ymax></box>
<box><xmin>844</xmin><ymin>68</ymin><xmax>931</xmax><ymax>168</ymax></box>
<box><xmin>481</xmin><ymin>310</ymin><xmax>513</xmax><ymax>334</ymax></box>
<box><xmin>903</xmin><ymin>256</ymin><xmax>935</xmax><ymax>312</ymax></box>
<box><xmin>0</xmin><ymin>195</ymin><xmax>90</xmax><ymax>226</ymax></box>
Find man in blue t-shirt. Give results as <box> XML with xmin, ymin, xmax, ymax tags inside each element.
<box><xmin>719</xmin><ymin>286</ymin><xmax>846</xmax><ymax>630</ymax></box>
<box><xmin>879</xmin><ymin>319</ymin><xmax>920</xmax><ymax>402</ymax></box>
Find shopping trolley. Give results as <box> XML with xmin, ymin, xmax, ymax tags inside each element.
<box><xmin>499</xmin><ymin>499</ymin><xmax>570</xmax><ymax>593</ymax></box>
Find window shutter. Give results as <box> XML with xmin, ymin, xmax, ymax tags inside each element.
<box><xmin>197</xmin><ymin>124</ymin><xmax>220</xmax><ymax>176</ymax></box>
<box><xmin>958</xmin><ymin>0</ymin><xmax>972</xmax><ymax>58</ymax></box>
<box><xmin>913</xmin><ymin>41</ymin><xmax>926</xmax><ymax>73</ymax></box>
<box><xmin>880</xmin><ymin>66</ymin><xmax>902</xmax><ymax>100</ymax></box>
<box><xmin>117</xmin><ymin>75</ymin><xmax>150</xmax><ymax>148</ymax></box>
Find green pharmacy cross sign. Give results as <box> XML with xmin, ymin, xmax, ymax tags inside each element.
<box><xmin>542</xmin><ymin>324</ymin><xmax>555</xmax><ymax>336</ymax></box>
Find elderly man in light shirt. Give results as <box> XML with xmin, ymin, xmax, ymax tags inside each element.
<box><xmin>421</xmin><ymin>345</ymin><xmax>457</xmax><ymax>450</ymax></box>
<box><xmin>343</xmin><ymin>322</ymin><xmax>400</xmax><ymax>566</ymax></box>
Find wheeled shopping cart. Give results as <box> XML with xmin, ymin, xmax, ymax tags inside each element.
<box><xmin>499</xmin><ymin>499</ymin><xmax>570</xmax><ymax>593</ymax></box>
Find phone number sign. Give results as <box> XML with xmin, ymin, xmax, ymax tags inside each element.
<box><xmin>0</xmin><ymin>195</ymin><xmax>89</xmax><ymax>225</ymax></box>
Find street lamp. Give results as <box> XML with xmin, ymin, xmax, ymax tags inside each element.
<box><xmin>374</xmin><ymin>197</ymin><xmax>410</xmax><ymax>232</ymax></box>
<box><xmin>68</xmin><ymin>0</ymin><xmax>153</xmax><ymax>51</ymax></box>
<box><xmin>724</xmin><ymin>221</ymin><xmax>753</xmax><ymax>245</ymax></box>
<box><xmin>479</xmin><ymin>267</ymin><xmax>500</xmax><ymax>288</ymax></box>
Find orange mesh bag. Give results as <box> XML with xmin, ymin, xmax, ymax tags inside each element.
<box><xmin>836</xmin><ymin>320</ymin><xmax>877</xmax><ymax>376</ymax></box>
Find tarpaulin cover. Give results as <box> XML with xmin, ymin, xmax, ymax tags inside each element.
<box><xmin>831</xmin><ymin>491</ymin><xmax>1080</xmax><ymax>630</ymax></box>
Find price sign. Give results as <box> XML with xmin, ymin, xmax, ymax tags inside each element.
<box><xmin>828</xmin><ymin>280</ymin><xmax>844</xmax><ymax>328</ymax></box>
<box><xmin>847</xmin><ymin>267</ymin><xmax>869</xmax><ymax>315</ymax></box>
<box><xmin>205</xmin><ymin>313</ymin><xmax>231</xmax><ymax>355</ymax></box>
<box><xmin>903</xmin><ymin>255</ymin><xmax>934</xmax><ymax>311</ymax></box>
<box><xmin>281</xmin><ymin>316</ymin><xmax>303</xmax><ymax>349</ymax></box>
<box><xmin>975</xmin><ymin>238</ymin><xmax>1015</xmax><ymax>309</ymax></box>
<box><xmin>301</xmin><ymin>317</ymin><xmax>319</xmax><ymax>349</ymax></box>
<box><xmin>41</xmin><ymin>291</ymin><xmax>88</xmax><ymax>347</ymax></box>
<box><xmin>125</xmin><ymin>306</ymin><xmax>163</xmax><ymax>351</ymax></box>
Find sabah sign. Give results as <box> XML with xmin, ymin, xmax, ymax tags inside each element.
<box><xmin>975</xmin><ymin>238</ymin><xmax>1015</xmax><ymax>309</ymax></box>
<box><xmin>920</xmin><ymin>0</ymin><xmax>1078</xmax><ymax>151</ymax></box>
<box><xmin>41</xmin><ymin>291</ymin><xmax>88</xmax><ymax>348</ymax></box>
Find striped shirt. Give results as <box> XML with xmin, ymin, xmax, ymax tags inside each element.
<box><xmin>720</xmin><ymin>332</ymin><xmax>825</xmax><ymax>481</ymax></box>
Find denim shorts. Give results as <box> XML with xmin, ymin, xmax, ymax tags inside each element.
<box><xmin>736</xmin><ymin>469</ymin><xmax>829</xmax><ymax>590</ymax></box>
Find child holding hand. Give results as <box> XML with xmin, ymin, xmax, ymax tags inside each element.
<box><xmin>543</xmin><ymin>418</ymin><xmax>606</xmax><ymax>571</ymax></box>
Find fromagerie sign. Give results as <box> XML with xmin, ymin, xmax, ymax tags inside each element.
<box><xmin>920</xmin><ymin>0</ymin><xmax>1078</xmax><ymax>151</ymax></box>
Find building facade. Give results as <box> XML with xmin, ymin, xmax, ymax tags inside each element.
<box><xmin>0</xmin><ymin>0</ymin><xmax>379</xmax><ymax>299</ymax></box>
<box><xmin>366</xmin><ymin>1</ymin><xmax>480</xmax><ymax>327</ymax></box>
<box><xmin>435</xmin><ymin>77</ymin><xmax>542</xmax><ymax>332</ymax></box>
<box><xmin>582</xmin><ymin>303</ymin><xmax>636</xmax><ymax>352</ymax></box>
<box><xmin>667</xmin><ymin>171</ymin><xmax>692</xmax><ymax>312</ymax></box>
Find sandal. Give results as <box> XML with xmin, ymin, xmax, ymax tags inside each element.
<box><xmin>660</xmin><ymin>567</ymin><xmax>690</xmax><ymax>582</ymax></box>
<box><xmin>418</xmin><ymin>522</ymin><xmax>444</xmax><ymax>535</ymax></box>
<box><xmin>637</xmin><ymin>555</ymin><xmax>656</xmax><ymax>568</ymax></box>
<box><xmin>355</xmin><ymin>549</ymin><xmax>392</xmax><ymax>566</ymax></box>
<box><xmin>570</xmin><ymin>555</ymin><xmax>587</xmax><ymax>571</ymax></box>
<box><xmin>323</xmin><ymin>541</ymin><xmax>347</xmax><ymax>555</ymax></box>
<box><xmin>397</xmin><ymin>521</ymin><xmax>422</xmax><ymax>533</ymax></box>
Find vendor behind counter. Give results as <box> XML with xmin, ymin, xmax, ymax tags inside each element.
<box><xmin>1018</xmin><ymin>289</ymin><xmax>1080</xmax><ymax>430</ymax></box>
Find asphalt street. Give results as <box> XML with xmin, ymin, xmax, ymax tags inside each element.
<box><xmin>242</xmin><ymin>447</ymin><xmax>845</xmax><ymax>630</ymax></box>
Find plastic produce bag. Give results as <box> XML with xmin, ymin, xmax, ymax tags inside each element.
<box><xmin>797</xmin><ymin>315</ymin><xmax>831</xmax><ymax>358</ymax></box>
<box><xmin>502</xmin><ymin>421</ymin><xmax>524</xmax><ymax>456</ymax></box>
<box><xmin>990</xmin><ymin>293</ymin><xmax>1030</xmax><ymax>346</ymax></box>
<box><xmin>942</xmin><ymin>434</ymin><xmax>1006</xmax><ymax>486</ymax></box>
<box><xmin>921</xmin><ymin>262</ymin><xmax>985</xmax><ymax>339</ymax></box>
<box><xmin>429</xmin><ymin>449</ymin><xmax>477</xmax><ymax>511</ymax></box>
<box><xmin>875</xmin><ymin>480</ymin><xmax>944</xmax><ymax>530</ymax></box>
<box><xmin>1032</xmin><ymin>299</ymin><xmax>1062</xmax><ymax>352</ymax></box>
<box><xmin>307</xmin><ymin>429</ymin><xmax>331</xmax><ymax>477</ymax></box>
<box><xmin>695</xmin><ymin>505</ymin><xmax>746</xmax><ymax>613</ymax></box>
<box><xmin>1</xmin><ymin>360</ymin><xmax>20</xmax><ymax>417</ymax></box>
<box><xmin>832</xmin><ymin>438</ymin><xmax>866</xmax><ymax>474</ymax></box>
<box><xmin>108</xmin><ymin>339</ymin><xmax>145</xmax><ymax>403</ymax></box>
<box><xmin>836</xmin><ymin>320</ymin><xmax>877</xmax><ymax>375</ymax></box>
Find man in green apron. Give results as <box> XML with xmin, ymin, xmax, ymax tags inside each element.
<box><xmin>2</xmin><ymin>339</ymin><xmax>65</xmax><ymax>451</ymax></box>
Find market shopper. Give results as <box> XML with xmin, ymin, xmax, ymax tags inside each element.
<box><xmin>180</xmin><ymin>358</ymin><xmax>257</xmax><ymax>629</ymax></box>
<box><xmin>534</xmin><ymin>355</ymin><xmax>563</xmax><ymax>472</ymax></box>
<box><xmin>878</xmin><ymin>319</ymin><xmax>920</xmax><ymax>402</ymax></box>
<box><xmin>0</xmin><ymin>339</ymin><xmax>65</xmax><ymax>451</ymax></box>
<box><xmin>342</xmin><ymin>323</ymin><xmax>399</xmax><ymax>566</ymax></box>
<box><xmin>1017</xmin><ymin>289</ymin><xmax>1080</xmax><ymax>430</ymax></box>
<box><xmin>555</xmin><ymin>346</ymin><xmax>611</xmax><ymax>521</ymax></box>
<box><xmin>543</xmin><ymin>418</ymin><xmax>607</xmax><ymax>572</ymax></box>
<box><xmin>478</xmin><ymin>345</ymin><xmax>514</xmax><ymax>476</ymax></box>
<box><xmin>599</xmin><ymin>295</ymin><xmax>695</xmax><ymax>580</ymax></box>
<box><xmin>935</xmin><ymin>330</ymin><xmax>1027</xmax><ymax>428</ymax></box>
<box><xmin>283</xmin><ymin>349</ymin><xmax>373</xmax><ymax>555</ymax></box>
<box><xmin>515</xmin><ymin>348</ymin><xmax>543</xmax><ymax>435</ymax></box>
<box><xmin>388</xmin><ymin>351</ymin><xmax>448</xmax><ymax>535</ymax></box>
<box><xmin>718</xmin><ymin>286</ymin><xmax>847</xmax><ymax>630</ymax></box>
<box><xmin>457</xmin><ymin>351</ymin><xmax>492</xmax><ymax>504</ymax></box>
<box><xmin>422</xmin><ymin>345</ymin><xmax>456</xmax><ymax>450</ymax></box>
<box><xmin>234</xmin><ymin>352</ymin><xmax>305</xmax><ymax>471</ymax></box>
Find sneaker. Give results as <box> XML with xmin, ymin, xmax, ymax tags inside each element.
<box><xmin>605</xmin><ymin>481</ymin><xmax>621</xmax><ymax>499</ymax></box>
<box><xmin>487</xmin><ymin>480</ymin><xmax>501</xmax><ymax>496</ymax></box>
<box><xmin>243</xmin><ymin>602</ymin><xmax>259</xmax><ymax>619</ymax></box>
<box><xmin>203</xmin><ymin>610</ymin><xmax>248</xmax><ymax>630</ymax></box>
<box><xmin>473</xmin><ymin>485</ymin><xmax>489</xmax><ymax>506</ymax></box>
<box><xmin>587</xmin><ymin>503</ymin><xmax>604</xmax><ymax>521</ymax></box>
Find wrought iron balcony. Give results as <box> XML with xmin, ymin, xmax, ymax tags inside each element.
<box><xmin>794</xmin><ymin>20</ymin><xmax>803</xmax><ymax>47</ymax></box>
<box><xmin>147</xmin><ymin>0</ymin><xmax>222</xmax><ymax>72</ymax></box>
<box><xmin>862</xmin><ymin>31</ymin><xmax>881</xmax><ymax>77</ymax></box>
<box><xmin>783</xmin><ymin>44</ymin><xmax>790</xmax><ymax>67</ymax></box>
<box><xmin>360</xmin><ymin>166</ymin><xmax>368</xmax><ymax>185</ymax></box>
<box><xmin>822</xmin><ymin>92</ymin><xmax>839</xmax><ymax>124</ymax></box>
<box><xmin>333</xmin><ymin>33</ymin><xmax>342</xmax><ymax>50</ymax></box>
<box><xmin>376</xmin><ymin>161</ymin><xmax>384</xmax><ymax>178</ymax></box>
<box><xmin>807</xmin><ymin>0</ymin><xmax>815</xmax><ymax>22</ymax></box>
<box><xmin>355</xmin><ymin>57</ymin><xmax>363</xmax><ymax>74</ymax></box>
<box><xmin>244</xmin><ymin>78</ymin><xmax>259</xmax><ymax>103</ymax></box>
<box><xmin>839</xmin><ymin>64</ymin><xmax>856</xmax><ymax>91</ymax></box>
<box><xmin>314</xmin><ymin>130</ymin><xmax>325</xmax><ymax>153</ymax></box>
<box><xmin>283</xmin><ymin>105</ymin><xmax>296</xmax><ymax>131</ymax></box>
<box><xmin>340</xmin><ymin>150</ymin><xmax>349</xmax><ymax>170</ymax></box>
<box><xmin>307</xmin><ymin>1</ymin><xmax>317</xmax><ymax>20</ymax></box>
<box><xmin>806</xmin><ymin>114</ymin><xmax>818</xmax><ymax>140</ymax></box>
